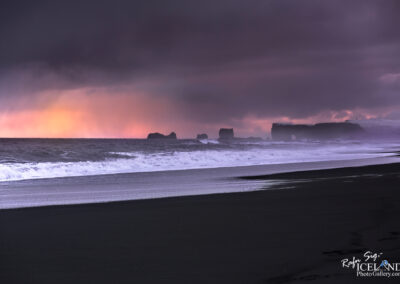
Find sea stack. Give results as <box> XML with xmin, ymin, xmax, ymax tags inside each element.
<box><xmin>196</xmin><ymin>133</ymin><xmax>208</xmax><ymax>139</ymax></box>
<box><xmin>147</xmin><ymin>132</ymin><xmax>177</xmax><ymax>139</ymax></box>
<box><xmin>271</xmin><ymin>122</ymin><xmax>364</xmax><ymax>141</ymax></box>
<box><xmin>218</xmin><ymin>128</ymin><xmax>234</xmax><ymax>140</ymax></box>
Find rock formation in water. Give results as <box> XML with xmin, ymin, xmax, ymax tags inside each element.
<box><xmin>218</xmin><ymin>128</ymin><xmax>234</xmax><ymax>139</ymax></box>
<box><xmin>271</xmin><ymin>122</ymin><xmax>364</xmax><ymax>141</ymax></box>
<box><xmin>196</xmin><ymin>133</ymin><xmax>208</xmax><ymax>139</ymax></box>
<box><xmin>147</xmin><ymin>132</ymin><xmax>177</xmax><ymax>139</ymax></box>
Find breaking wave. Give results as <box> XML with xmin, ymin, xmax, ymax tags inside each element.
<box><xmin>0</xmin><ymin>141</ymin><xmax>396</xmax><ymax>182</ymax></box>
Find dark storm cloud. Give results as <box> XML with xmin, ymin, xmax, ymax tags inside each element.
<box><xmin>1</xmin><ymin>0</ymin><xmax>400</xmax><ymax>121</ymax></box>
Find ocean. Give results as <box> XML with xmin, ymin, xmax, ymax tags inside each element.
<box><xmin>0</xmin><ymin>138</ymin><xmax>397</xmax><ymax>182</ymax></box>
<box><xmin>0</xmin><ymin>138</ymin><xmax>399</xmax><ymax>209</ymax></box>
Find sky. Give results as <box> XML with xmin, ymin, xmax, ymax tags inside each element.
<box><xmin>0</xmin><ymin>0</ymin><xmax>400</xmax><ymax>138</ymax></box>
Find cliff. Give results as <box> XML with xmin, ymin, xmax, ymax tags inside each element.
<box><xmin>147</xmin><ymin>132</ymin><xmax>177</xmax><ymax>140</ymax></box>
<box><xmin>271</xmin><ymin>122</ymin><xmax>364</xmax><ymax>141</ymax></box>
<box><xmin>218</xmin><ymin>128</ymin><xmax>234</xmax><ymax>140</ymax></box>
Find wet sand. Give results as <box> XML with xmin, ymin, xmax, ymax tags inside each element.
<box><xmin>1</xmin><ymin>163</ymin><xmax>400</xmax><ymax>283</ymax></box>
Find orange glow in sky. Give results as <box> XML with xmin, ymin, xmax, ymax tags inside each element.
<box><xmin>0</xmin><ymin>87</ymin><xmax>391</xmax><ymax>138</ymax></box>
<box><xmin>0</xmin><ymin>88</ymin><xmax>178</xmax><ymax>138</ymax></box>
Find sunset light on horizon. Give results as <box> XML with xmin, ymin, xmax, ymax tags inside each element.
<box><xmin>0</xmin><ymin>86</ymin><xmax>393</xmax><ymax>138</ymax></box>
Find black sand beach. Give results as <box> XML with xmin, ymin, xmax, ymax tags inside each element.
<box><xmin>1</xmin><ymin>163</ymin><xmax>400</xmax><ymax>283</ymax></box>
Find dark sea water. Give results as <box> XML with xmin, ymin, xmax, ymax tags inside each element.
<box><xmin>0</xmin><ymin>138</ymin><xmax>225</xmax><ymax>163</ymax></box>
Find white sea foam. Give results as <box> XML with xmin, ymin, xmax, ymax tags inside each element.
<box><xmin>0</xmin><ymin>141</ymin><xmax>396</xmax><ymax>182</ymax></box>
<box><xmin>198</xmin><ymin>139</ymin><xmax>220</xmax><ymax>144</ymax></box>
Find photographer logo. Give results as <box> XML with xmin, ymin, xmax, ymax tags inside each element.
<box><xmin>341</xmin><ymin>251</ymin><xmax>400</xmax><ymax>278</ymax></box>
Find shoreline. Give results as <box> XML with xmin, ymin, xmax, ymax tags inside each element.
<box><xmin>1</xmin><ymin>162</ymin><xmax>400</xmax><ymax>283</ymax></box>
<box><xmin>1</xmin><ymin>156</ymin><xmax>399</xmax><ymax>210</ymax></box>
